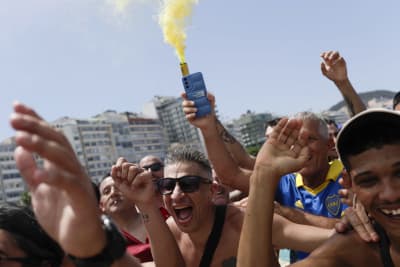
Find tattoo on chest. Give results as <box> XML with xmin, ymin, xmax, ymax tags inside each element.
<box><xmin>222</xmin><ymin>257</ymin><xmax>236</xmax><ymax>267</ymax></box>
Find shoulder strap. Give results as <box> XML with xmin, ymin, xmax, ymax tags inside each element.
<box><xmin>375</xmin><ymin>222</ymin><xmax>394</xmax><ymax>267</ymax></box>
<box><xmin>199</xmin><ymin>205</ymin><xmax>227</xmax><ymax>267</ymax></box>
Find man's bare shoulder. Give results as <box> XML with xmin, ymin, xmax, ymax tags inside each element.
<box><xmin>165</xmin><ymin>216</ymin><xmax>183</xmax><ymax>240</ymax></box>
<box><xmin>293</xmin><ymin>230</ymin><xmax>382</xmax><ymax>267</ymax></box>
<box><xmin>225</xmin><ymin>204</ymin><xmax>244</xmax><ymax>231</ymax></box>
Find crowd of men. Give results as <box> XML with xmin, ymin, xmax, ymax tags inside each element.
<box><xmin>2</xmin><ymin>51</ymin><xmax>400</xmax><ymax>267</ymax></box>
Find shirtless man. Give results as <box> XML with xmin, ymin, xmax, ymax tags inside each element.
<box><xmin>112</xmin><ymin>145</ymin><xmax>334</xmax><ymax>267</ymax></box>
<box><xmin>10</xmin><ymin>102</ymin><xmax>182</xmax><ymax>267</ymax></box>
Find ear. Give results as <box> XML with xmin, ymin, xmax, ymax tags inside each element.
<box><xmin>341</xmin><ymin>169</ymin><xmax>352</xmax><ymax>189</ymax></box>
<box><xmin>99</xmin><ymin>201</ymin><xmax>106</xmax><ymax>213</ymax></box>
<box><xmin>327</xmin><ymin>136</ymin><xmax>335</xmax><ymax>150</ymax></box>
<box><xmin>210</xmin><ymin>181</ymin><xmax>220</xmax><ymax>195</ymax></box>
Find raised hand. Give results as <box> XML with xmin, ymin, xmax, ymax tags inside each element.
<box><xmin>255</xmin><ymin>117</ymin><xmax>310</xmax><ymax>179</ymax></box>
<box><xmin>321</xmin><ymin>50</ymin><xmax>348</xmax><ymax>83</ymax></box>
<box><xmin>181</xmin><ymin>91</ymin><xmax>216</xmax><ymax>130</ymax></box>
<box><xmin>111</xmin><ymin>157</ymin><xmax>158</xmax><ymax>209</ymax></box>
<box><xmin>10</xmin><ymin>102</ymin><xmax>105</xmax><ymax>258</ymax></box>
<box><xmin>335</xmin><ymin>172</ymin><xmax>378</xmax><ymax>242</ymax></box>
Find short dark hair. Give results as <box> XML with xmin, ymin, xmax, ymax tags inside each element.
<box><xmin>0</xmin><ymin>203</ymin><xmax>64</xmax><ymax>267</ymax></box>
<box><xmin>324</xmin><ymin>118</ymin><xmax>339</xmax><ymax>129</ymax></box>
<box><xmin>165</xmin><ymin>145</ymin><xmax>212</xmax><ymax>177</ymax></box>
<box><xmin>393</xmin><ymin>91</ymin><xmax>400</xmax><ymax>109</ymax></box>
<box><xmin>337</xmin><ymin>110</ymin><xmax>400</xmax><ymax>170</ymax></box>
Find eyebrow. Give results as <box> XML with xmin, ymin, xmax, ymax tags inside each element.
<box><xmin>353</xmin><ymin>161</ymin><xmax>400</xmax><ymax>179</ymax></box>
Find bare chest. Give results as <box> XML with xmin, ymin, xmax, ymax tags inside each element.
<box><xmin>179</xmin><ymin>228</ymin><xmax>240</xmax><ymax>267</ymax></box>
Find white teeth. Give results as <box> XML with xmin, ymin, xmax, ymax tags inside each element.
<box><xmin>381</xmin><ymin>208</ymin><xmax>400</xmax><ymax>215</ymax></box>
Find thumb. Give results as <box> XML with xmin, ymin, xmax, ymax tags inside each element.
<box><xmin>320</xmin><ymin>62</ymin><xmax>328</xmax><ymax>76</ymax></box>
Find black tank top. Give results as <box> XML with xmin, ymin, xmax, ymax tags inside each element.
<box><xmin>375</xmin><ymin>222</ymin><xmax>394</xmax><ymax>267</ymax></box>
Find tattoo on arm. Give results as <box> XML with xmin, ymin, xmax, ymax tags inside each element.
<box><xmin>220</xmin><ymin>128</ymin><xmax>237</xmax><ymax>144</ymax></box>
<box><xmin>141</xmin><ymin>213</ymin><xmax>150</xmax><ymax>223</ymax></box>
<box><xmin>343</xmin><ymin>96</ymin><xmax>356</xmax><ymax>116</ymax></box>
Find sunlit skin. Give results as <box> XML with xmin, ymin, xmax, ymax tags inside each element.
<box><xmin>298</xmin><ymin>119</ymin><xmax>334</xmax><ymax>188</ymax></box>
<box><xmin>139</xmin><ymin>156</ymin><xmax>164</xmax><ymax>179</ymax></box>
<box><xmin>139</xmin><ymin>156</ymin><xmax>165</xmax><ymax>208</ymax></box>
<box><xmin>0</xmin><ymin>230</ymin><xmax>27</xmax><ymax>267</ymax></box>
<box><xmin>163</xmin><ymin>162</ymin><xmax>217</xmax><ymax>234</ymax></box>
<box><xmin>212</xmin><ymin>170</ymin><xmax>230</xmax><ymax>206</ymax></box>
<box><xmin>349</xmin><ymin>144</ymin><xmax>400</xmax><ymax>242</ymax></box>
<box><xmin>99</xmin><ymin>176</ymin><xmax>135</xmax><ymax>215</ymax></box>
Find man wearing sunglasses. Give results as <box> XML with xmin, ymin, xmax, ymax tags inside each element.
<box><xmin>112</xmin><ymin>145</ymin><xmax>335</xmax><ymax>267</ymax></box>
<box><xmin>139</xmin><ymin>155</ymin><xmax>164</xmax><ymax>179</ymax></box>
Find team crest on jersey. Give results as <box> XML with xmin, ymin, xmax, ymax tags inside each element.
<box><xmin>325</xmin><ymin>194</ymin><xmax>341</xmax><ymax>216</ymax></box>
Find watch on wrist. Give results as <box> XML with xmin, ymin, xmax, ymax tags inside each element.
<box><xmin>68</xmin><ymin>215</ymin><xmax>126</xmax><ymax>267</ymax></box>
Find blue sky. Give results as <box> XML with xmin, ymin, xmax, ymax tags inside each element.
<box><xmin>1</xmin><ymin>0</ymin><xmax>399</xmax><ymax>140</ymax></box>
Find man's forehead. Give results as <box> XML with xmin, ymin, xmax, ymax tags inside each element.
<box><xmin>140</xmin><ymin>156</ymin><xmax>161</xmax><ymax>166</ymax></box>
<box><xmin>164</xmin><ymin>162</ymin><xmax>204</xmax><ymax>178</ymax></box>
<box><xmin>348</xmin><ymin>145</ymin><xmax>400</xmax><ymax>176</ymax></box>
<box><xmin>99</xmin><ymin>176</ymin><xmax>114</xmax><ymax>190</ymax></box>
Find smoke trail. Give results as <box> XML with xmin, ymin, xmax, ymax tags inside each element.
<box><xmin>158</xmin><ymin>0</ymin><xmax>198</xmax><ymax>63</ymax></box>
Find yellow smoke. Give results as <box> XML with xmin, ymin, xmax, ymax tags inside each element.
<box><xmin>159</xmin><ymin>0</ymin><xmax>198</xmax><ymax>63</ymax></box>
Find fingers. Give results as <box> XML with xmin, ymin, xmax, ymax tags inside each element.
<box><xmin>268</xmin><ymin>117</ymin><xmax>289</xmax><ymax>142</ymax></box>
<box><xmin>277</xmin><ymin>119</ymin><xmax>299</xmax><ymax>144</ymax></box>
<box><xmin>335</xmin><ymin>214</ymin><xmax>350</xmax><ymax>233</ymax></box>
<box><xmin>353</xmin><ymin>198</ymin><xmax>379</xmax><ymax>242</ymax></box>
<box><xmin>112</xmin><ymin>159</ymin><xmax>146</xmax><ymax>187</ymax></box>
<box><xmin>182</xmin><ymin>99</ymin><xmax>197</xmax><ymax>121</ymax></box>
<box><xmin>14</xmin><ymin>131</ymin><xmax>81</xmax><ymax>176</ymax></box>
<box><xmin>321</xmin><ymin>50</ymin><xmax>339</xmax><ymax>61</ymax></box>
<box><xmin>10</xmin><ymin>111</ymin><xmax>74</xmax><ymax>155</ymax></box>
<box><xmin>207</xmin><ymin>92</ymin><xmax>216</xmax><ymax>109</ymax></box>
<box><xmin>339</xmin><ymin>188</ymin><xmax>353</xmax><ymax>206</ymax></box>
<box><xmin>344</xmin><ymin>207</ymin><xmax>378</xmax><ymax>242</ymax></box>
<box><xmin>13</xmin><ymin>101</ymin><xmax>43</xmax><ymax>120</ymax></box>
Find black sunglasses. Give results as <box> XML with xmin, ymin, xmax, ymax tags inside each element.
<box><xmin>156</xmin><ymin>175</ymin><xmax>212</xmax><ymax>195</ymax></box>
<box><xmin>142</xmin><ymin>162</ymin><xmax>164</xmax><ymax>172</ymax></box>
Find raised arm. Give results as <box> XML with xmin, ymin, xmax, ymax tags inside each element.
<box><xmin>214</xmin><ymin>118</ymin><xmax>256</xmax><ymax>170</ymax></box>
<box><xmin>111</xmin><ymin>158</ymin><xmax>185</xmax><ymax>267</ymax></box>
<box><xmin>321</xmin><ymin>51</ymin><xmax>366</xmax><ymax>116</ymax></box>
<box><xmin>10</xmin><ymin>102</ymin><xmax>141</xmax><ymax>267</ymax></box>
<box><xmin>237</xmin><ymin>118</ymin><xmax>310</xmax><ymax>267</ymax></box>
<box><xmin>182</xmin><ymin>92</ymin><xmax>252</xmax><ymax>193</ymax></box>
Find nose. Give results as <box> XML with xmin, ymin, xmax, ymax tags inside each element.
<box><xmin>379</xmin><ymin>180</ymin><xmax>400</xmax><ymax>203</ymax></box>
<box><xmin>110</xmin><ymin>185</ymin><xmax>120</xmax><ymax>196</ymax></box>
<box><xmin>170</xmin><ymin>182</ymin><xmax>184</xmax><ymax>200</ymax></box>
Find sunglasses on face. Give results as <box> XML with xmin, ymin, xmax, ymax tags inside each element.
<box><xmin>156</xmin><ymin>175</ymin><xmax>212</xmax><ymax>195</ymax></box>
<box><xmin>142</xmin><ymin>162</ymin><xmax>164</xmax><ymax>172</ymax></box>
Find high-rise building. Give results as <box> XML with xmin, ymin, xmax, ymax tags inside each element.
<box><xmin>0</xmin><ymin>138</ymin><xmax>26</xmax><ymax>203</ymax></box>
<box><xmin>151</xmin><ymin>96</ymin><xmax>205</xmax><ymax>152</ymax></box>
<box><xmin>53</xmin><ymin>117</ymin><xmax>117</xmax><ymax>183</ymax></box>
<box><xmin>234</xmin><ymin>110</ymin><xmax>273</xmax><ymax>148</ymax></box>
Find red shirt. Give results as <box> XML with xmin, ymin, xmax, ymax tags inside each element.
<box><xmin>123</xmin><ymin>207</ymin><xmax>170</xmax><ymax>263</ymax></box>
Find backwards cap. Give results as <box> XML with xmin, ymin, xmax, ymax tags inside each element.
<box><xmin>336</xmin><ymin>108</ymin><xmax>400</xmax><ymax>164</ymax></box>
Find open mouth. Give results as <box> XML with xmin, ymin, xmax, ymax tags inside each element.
<box><xmin>110</xmin><ymin>197</ymin><xmax>122</xmax><ymax>207</ymax></box>
<box><xmin>174</xmin><ymin>206</ymin><xmax>193</xmax><ymax>224</ymax></box>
